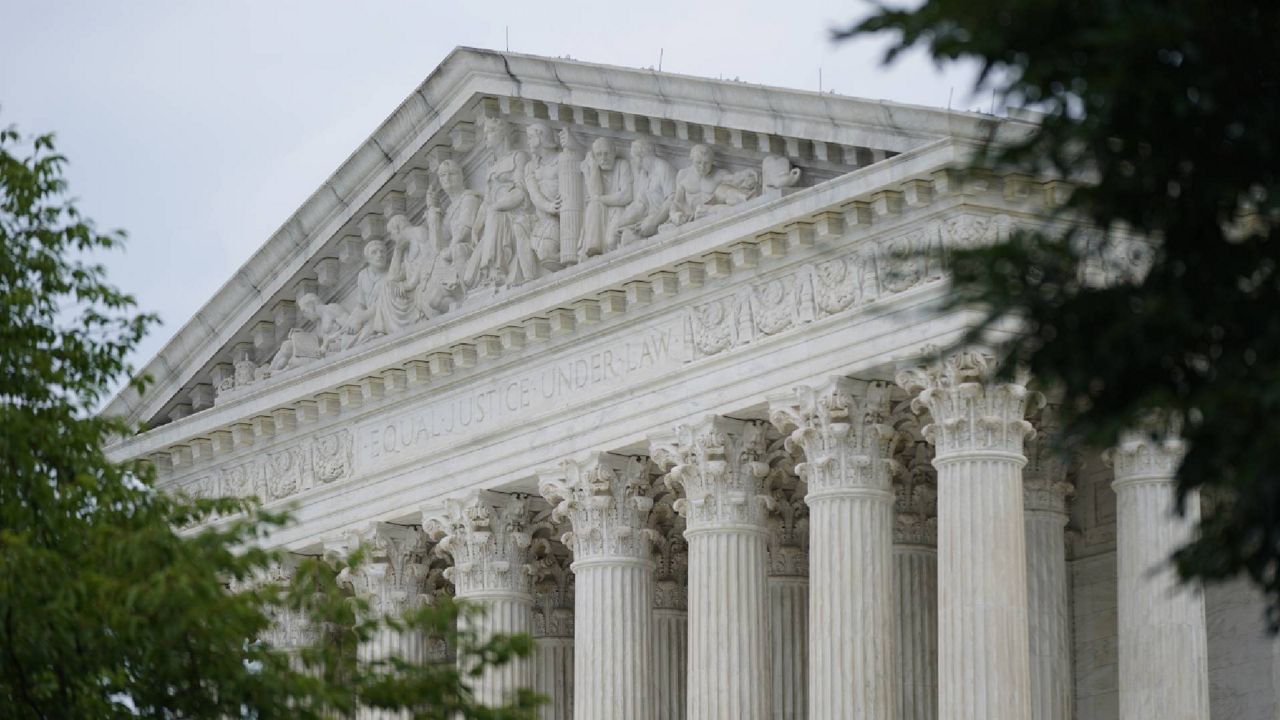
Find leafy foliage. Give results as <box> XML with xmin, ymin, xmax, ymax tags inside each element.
<box><xmin>0</xmin><ymin>125</ymin><xmax>539</xmax><ymax>717</ymax></box>
<box><xmin>841</xmin><ymin>1</ymin><xmax>1280</xmax><ymax>616</ymax></box>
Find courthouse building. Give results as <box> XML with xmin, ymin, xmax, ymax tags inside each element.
<box><xmin>104</xmin><ymin>49</ymin><xmax>1278</xmax><ymax>719</ymax></box>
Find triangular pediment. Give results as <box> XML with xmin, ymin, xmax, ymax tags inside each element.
<box><xmin>104</xmin><ymin>47</ymin><xmax>1006</xmax><ymax>432</ymax></box>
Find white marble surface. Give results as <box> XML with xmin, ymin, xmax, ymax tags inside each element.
<box><xmin>1111</xmin><ymin>432</ymin><xmax>1210</xmax><ymax>720</ymax></box>
<box><xmin>899</xmin><ymin>352</ymin><xmax>1038</xmax><ymax>720</ymax></box>
<box><xmin>653</xmin><ymin>416</ymin><xmax>774</xmax><ymax>720</ymax></box>
<box><xmin>771</xmin><ymin>378</ymin><xmax>897</xmax><ymax>719</ymax></box>
<box><xmin>102</xmin><ymin>49</ymin><xmax>1280</xmax><ymax>720</ymax></box>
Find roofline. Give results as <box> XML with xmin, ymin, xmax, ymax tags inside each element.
<box><xmin>104</xmin><ymin>47</ymin><xmax>1029</xmax><ymax>425</ymax></box>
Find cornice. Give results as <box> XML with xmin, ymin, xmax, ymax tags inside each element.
<box><xmin>103</xmin><ymin>47</ymin><xmax>1032</xmax><ymax>429</ymax></box>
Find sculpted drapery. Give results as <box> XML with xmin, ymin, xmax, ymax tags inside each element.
<box><xmin>229</xmin><ymin>111</ymin><xmax>785</xmax><ymax>394</ymax></box>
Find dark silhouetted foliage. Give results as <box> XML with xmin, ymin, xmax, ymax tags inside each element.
<box><xmin>842</xmin><ymin>0</ymin><xmax>1280</xmax><ymax>621</ymax></box>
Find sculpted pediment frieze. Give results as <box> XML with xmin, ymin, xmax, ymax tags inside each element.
<box><xmin>176</xmin><ymin>97</ymin><xmax>887</xmax><ymax>420</ymax></box>
<box><xmin>110</xmin><ymin>50</ymin><xmax>1036</xmax><ymax>437</ymax></box>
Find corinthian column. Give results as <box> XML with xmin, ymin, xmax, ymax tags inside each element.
<box><xmin>1109</xmin><ymin>429</ymin><xmax>1210</xmax><ymax>719</ymax></box>
<box><xmin>425</xmin><ymin>491</ymin><xmax>534</xmax><ymax>706</ymax></box>
<box><xmin>770</xmin><ymin>377</ymin><xmax>897</xmax><ymax>720</ymax></box>
<box><xmin>897</xmin><ymin>351</ymin><xmax>1039</xmax><ymax>720</ymax></box>
<box><xmin>650</xmin><ymin>498</ymin><xmax>689</xmax><ymax>720</ymax></box>
<box><xmin>765</xmin><ymin>479</ymin><xmax>808</xmax><ymax>720</ymax></box>
<box><xmin>540</xmin><ymin>453</ymin><xmax>655</xmax><ymax>720</ymax></box>
<box><xmin>338</xmin><ymin>523</ymin><xmax>431</xmax><ymax>720</ymax></box>
<box><xmin>256</xmin><ymin>559</ymin><xmax>319</xmax><ymax>674</ymax></box>
<box><xmin>651</xmin><ymin>416</ymin><xmax>773</xmax><ymax>720</ymax></box>
<box><xmin>894</xmin><ymin>441</ymin><xmax>938</xmax><ymax>720</ymax></box>
<box><xmin>531</xmin><ymin>549</ymin><xmax>574</xmax><ymax>720</ymax></box>
<box><xmin>1023</xmin><ymin>413</ymin><xmax>1074</xmax><ymax>720</ymax></box>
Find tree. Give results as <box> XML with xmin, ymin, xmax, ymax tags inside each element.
<box><xmin>840</xmin><ymin>1</ymin><xmax>1280</xmax><ymax>617</ymax></box>
<box><xmin>0</xmin><ymin>124</ymin><xmax>540</xmax><ymax>718</ymax></box>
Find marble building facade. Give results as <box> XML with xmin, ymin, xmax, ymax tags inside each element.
<box><xmin>104</xmin><ymin>49</ymin><xmax>1280</xmax><ymax>719</ymax></box>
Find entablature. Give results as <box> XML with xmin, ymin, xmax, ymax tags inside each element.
<box><xmin>118</xmin><ymin>159</ymin><xmax>1069</xmax><ymax>545</ymax></box>
<box><xmin>103</xmin><ymin>48</ymin><xmax>1031</xmax><ymax>433</ymax></box>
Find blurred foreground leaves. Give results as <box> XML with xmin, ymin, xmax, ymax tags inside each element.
<box><xmin>0</xmin><ymin>124</ymin><xmax>539</xmax><ymax>718</ymax></box>
<box><xmin>842</xmin><ymin>1</ymin><xmax>1280</xmax><ymax>619</ymax></box>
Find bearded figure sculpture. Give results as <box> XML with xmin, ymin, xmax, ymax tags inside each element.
<box><xmin>579</xmin><ymin>136</ymin><xmax>633</xmax><ymax>259</ymax></box>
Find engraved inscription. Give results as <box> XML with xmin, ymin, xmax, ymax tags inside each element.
<box><xmin>358</xmin><ymin>325</ymin><xmax>683</xmax><ymax>471</ymax></box>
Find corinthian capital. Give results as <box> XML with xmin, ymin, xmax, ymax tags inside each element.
<box><xmin>1106</xmin><ymin>425</ymin><xmax>1186</xmax><ymax>487</ymax></box>
<box><xmin>766</xmin><ymin>481</ymin><xmax>809</xmax><ymax>577</ymax></box>
<box><xmin>339</xmin><ymin>522</ymin><xmax>430</xmax><ymax>618</ymax></box>
<box><xmin>895</xmin><ymin>348</ymin><xmax>1043</xmax><ymax>458</ymax></box>
<box><xmin>893</xmin><ymin>441</ymin><xmax>938</xmax><ymax>545</ymax></box>
<box><xmin>648</xmin><ymin>492</ymin><xmax>689</xmax><ymax>610</ymax></box>
<box><xmin>1024</xmin><ymin>407</ymin><xmax>1074</xmax><ymax>513</ymax></box>
<box><xmin>769</xmin><ymin>377</ymin><xmax>895</xmax><ymax>501</ymax></box>
<box><xmin>531</xmin><ymin>548</ymin><xmax>575</xmax><ymax>638</ymax></box>
<box><xmin>649</xmin><ymin>415</ymin><xmax>773</xmax><ymax>531</ymax></box>
<box><xmin>538</xmin><ymin>452</ymin><xmax>655</xmax><ymax>562</ymax></box>
<box><xmin>423</xmin><ymin>491</ymin><xmax>534</xmax><ymax>597</ymax></box>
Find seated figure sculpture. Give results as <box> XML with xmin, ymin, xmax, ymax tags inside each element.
<box><xmin>616</xmin><ymin>137</ymin><xmax>675</xmax><ymax>244</ymax></box>
<box><xmin>579</xmin><ymin>136</ymin><xmax>633</xmax><ymax>258</ymax></box>
<box><xmin>345</xmin><ymin>237</ymin><xmax>416</xmax><ymax>345</ymax></box>
<box><xmin>408</xmin><ymin>158</ymin><xmax>479</xmax><ymax>318</ymax></box>
<box><xmin>388</xmin><ymin>213</ymin><xmax>435</xmax><ymax>281</ymax></box>
<box><xmin>258</xmin><ymin>292</ymin><xmax>350</xmax><ymax>378</ymax></box>
<box><xmin>666</xmin><ymin>144</ymin><xmax>760</xmax><ymax>227</ymax></box>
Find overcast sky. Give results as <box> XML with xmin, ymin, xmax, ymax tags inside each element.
<box><xmin>1</xmin><ymin>0</ymin><xmax>980</xmax><ymax>373</ymax></box>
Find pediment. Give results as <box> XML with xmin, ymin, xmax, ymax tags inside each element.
<box><xmin>104</xmin><ymin>47</ymin><xmax>1005</xmax><ymax>431</ymax></box>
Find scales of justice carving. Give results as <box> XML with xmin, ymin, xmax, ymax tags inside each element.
<box><xmin>226</xmin><ymin>113</ymin><xmax>805</xmax><ymax>397</ymax></box>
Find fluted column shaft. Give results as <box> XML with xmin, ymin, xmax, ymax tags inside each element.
<box><xmin>898</xmin><ymin>353</ymin><xmax>1037</xmax><ymax>720</ymax></box>
<box><xmin>653</xmin><ymin>606</ymin><xmax>688</xmax><ymax>720</ymax></box>
<box><xmin>933</xmin><ymin>451</ymin><xmax>1031</xmax><ymax>718</ymax></box>
<box><xmin>1111</xmin><ymin>433</ymin><xmax>1210</xmax><ymax>720</ymax></box>
<box><xmin>1024</xmin><ymin>482</ymin><xmax>1073</xmax><ymax>720</ymax></box>
<box><xmin>771</xmin><ymin>378</ymin><xmax>897</xmax><ymax>720</ymax></box>
<box><xmin>811</xmin><ymin>493</ymin><xmax>896</xmax><ymax>718</ymax></box>
<box><xmin>653</xmin><ymin>417</ymin><xmax>774</xmax><ymax>720</ymax></box>
<box><xmin>766</xmin><ymin>484</ymin><xmax>808</xmax><ymax>720</ymax></box>
<box><xmin>652</xmin><ymin>522</ymin><xmax>689</xmax><ymax>720</ymax></box>
<box><xmin>534</xmin><ymin>637</ymin><xmax>573</xmax><ymax>720</ymax></box>
<box><xmin>686</xmin><ymin>526</ymin><xmax>771</xmax><ymax>719</ymax></box>
<box><xmin>358</xmin><ymin>625</ymin><xmax>427</xmax><ymax>666</ymax></box>
<box><xmin>342</xmin><ymin>525</ymin><xmax>431</xmax><ymax>720</ymax></box>
<box><xmin>573</xmin><ymin>558</ymin><xmax>654</xmax><ymax>719</ymax></box>
<box><xmin>533</xmin><ymin>555</ymin><xmax>574</xmax><ymax>720</ymax></box>
<box><xmin>767</xmin><ymin>576</ymin><xmax>808</xmax><ymax>720</ymax></box>
<box><xmin>540</xmin><ymin>453</ymin><xmax>655</xmax><ymax>720</ymax></box>
<box><xmin>425</xmin><ymin>492</ymin><xmax>535</xmax><ymax>708</ymax></box>
<box><xmin>894</xmin><ymin>542</ymin><xmax>938</xmax><ymax>720</ymax></box>
<box><xmin>463</xmin><ymin>592</ymin><xmax>535</xmax><ymax>704</ymax></box>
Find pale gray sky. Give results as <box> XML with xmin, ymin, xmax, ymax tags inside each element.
<box><xmin>0</xmin><ymin>0</ymin><xmax>979</xmax><ymax>371</ymax></box>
